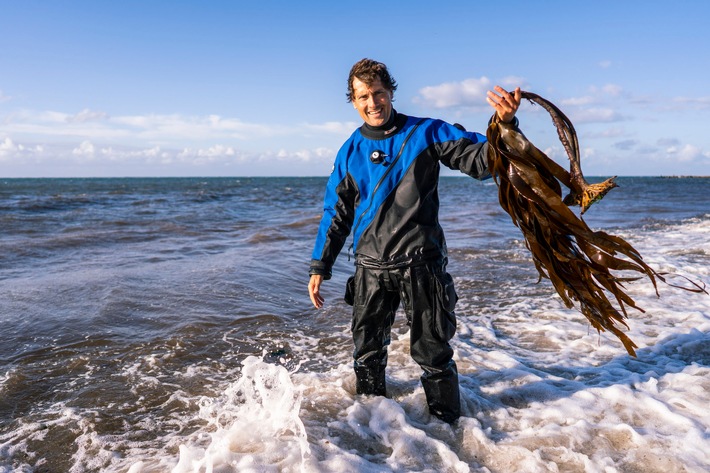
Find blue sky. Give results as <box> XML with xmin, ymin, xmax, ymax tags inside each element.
<box><xmin>2</xmin><ymin>0</ymin><xmax>709</xmax><ymax>177</ymax></box>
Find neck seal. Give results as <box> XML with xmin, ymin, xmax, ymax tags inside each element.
<box><xmin>360</xmin><ymin>110</ymin><xmax>408</xmax><ymax>140</ymax></box>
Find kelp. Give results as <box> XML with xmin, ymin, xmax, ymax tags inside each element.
<box><xmin>486</xmin><ymin>91</ymin><xmax>706</xmax><ymax>356</ymax></box>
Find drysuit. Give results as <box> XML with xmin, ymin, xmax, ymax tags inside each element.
<box><xmin>310</xmin><ymin>110</ymin><xmax>494</xmax><ymax>422</ymax></box>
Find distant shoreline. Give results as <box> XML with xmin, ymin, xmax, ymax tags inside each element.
<box><xmin>659</xmin><ymin>175</ymin><xmax>710</xmax><ymax>179</ymax></box>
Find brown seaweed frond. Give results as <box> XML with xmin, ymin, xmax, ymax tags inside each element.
<box><xmin>486</xmin><ymin>91</ymin><xmax>707</xmax><ymax>356</ymax></box>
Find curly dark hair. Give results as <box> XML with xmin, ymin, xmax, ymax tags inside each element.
<box><xmin>346</xmin><ymin>58</ymin><xmax>398</xmax><ymax>103</ymax></box>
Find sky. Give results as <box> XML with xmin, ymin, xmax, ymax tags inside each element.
<box><xmin>1</xmin><ymin>0</ymin><xmax>710</xmax><ymax>178</ymax></box>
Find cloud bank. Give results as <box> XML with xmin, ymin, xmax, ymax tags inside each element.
<box><xmin>0</xmin><ymin>135</ymin><xmax>338</xmax><ymax>177</ymax></box>
<box><xmin>0</xmin><ymin>107</ymin><xmax>359</xmax><ymax>176</ymax></box>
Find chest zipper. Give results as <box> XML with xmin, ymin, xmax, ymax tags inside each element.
<box><xmin>348</xmin><ymin>119</ymin><xmax>425</xmax><ymax>259</ymax></box>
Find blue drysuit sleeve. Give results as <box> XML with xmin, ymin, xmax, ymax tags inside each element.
<box><xmin>431</xmin><ymin>120</ymin><xmax>492</xmax><ymax>180</ymax></box>
<box><xmin>309</xmin><ymin>143</ymin><xmax>359</xmax><ymax>280</ymax></box>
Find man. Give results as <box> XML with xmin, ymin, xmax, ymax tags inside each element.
<box><xmin>308</xmin><ymin>58</ymin><xmax>521</xmax><ymax>423</ymax></box>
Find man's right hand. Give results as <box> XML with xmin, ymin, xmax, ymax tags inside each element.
<box><xmin>308</xmin><ymin>274</ymin><xmax>325</xmax><ymax>308</ymax></box>
<box><xmin>486</xmin><ymin>86</ymin><xmax>521</xmax><ymax>123</ymax></box>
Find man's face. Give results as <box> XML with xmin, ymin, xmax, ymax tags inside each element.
<box><xmin>352</xmin><ymin>77</ymin><xmax>393</xmax><ymax>127</ymax></box>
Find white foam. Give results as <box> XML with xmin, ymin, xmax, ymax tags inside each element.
<box><xmin>170</xmin><ymin>356</ymin><xmax>311</xmax><ymax>473</ymax></box>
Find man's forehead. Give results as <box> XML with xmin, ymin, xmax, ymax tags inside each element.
<box><xmin>353</xmin><ymin>77</ymin><xmax>386</xmax><ymax>93</ymax></box>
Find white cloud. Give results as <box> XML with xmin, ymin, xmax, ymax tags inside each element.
<box><xmin>581</xmin><ymin>147</ymin><xmax>597</xmax><ymax>160</ymax></box>
<box><xmin>500</xmin><ymin>76</ymin><xmax>527</xmax><ymax>90</ymax></box>
<box><xmin>553</xmin><ymin>84</ymin><xmax>628</xmax><ymax>125</ymax></box>
<box><xmin>561</xmin><ymin>96</ymin><xmax>596</xmax><ymax>107</ymax></box>
<box><xmin>598</xmin><ymin>60</ymin><xmax>612</xmax><ymax>69</ymax></box>
<box><xmin>518</xmin><ymin>82</ymin><xmax>631</xmax><ymax>130</ymax></box>
<box><xmin>304</xmin><ymin>121</ymin><xmax>359</xmax><ymax>135</ymax></box>
<box><xmin>0</xmin><ymin>137</ymin><xmax>14</xmax><ymax>152</ymax></box>
<box><xmin>0</xmin><ymin>133</ymin><xmax>335</xmax><ymax>172</ymax></box>
<box><xmin>562</xmin><ymin>84</ymin><xmax>623</xmax><ymax>108</ymax></box>
<box><xmin>541</xmin><ymin>145</ymin><xmax>566</xmax><ymax>162</ymax></box>
<box><xmin>0</xmin><ymin>136</ymin><xmax>45</xmax><ymax>161</ymax></box>
<box><xmin>66</xmin><ymin>108</ymin><xmax>109</xmax><ymax>123</ymax></box>
<box><xmin>666</xmin><ymin>143</ymin><xmax>707</xmax><ymax>162</ymax></box>
<box><xmin>72</xmin><ymin>140</ymin><xmax>96</xmax><ymax>158</ymax></box>
<box><xmin>110</xmin><ymin>113</ymin><xmax>276</xmax><ymax>140</ymax></box>
<box><xmin>571</xmin><ymin>107</ymin><xmax>623</xmax><ymax>123</ymax></box>
<box><xmin>1</xmin><ymin>108</ymin><xmax>353</xmax><ymax>149</ymax></box>
<box><xmin>3</xmin><ymin>109</ymin><xmax>129</xmax><ymax>139</ymax></box>
<box><xmin>274</xmin><ymin>147</ymin><xmax>334</xmax><ymax>163</ymax></box>
<box><xmin>672</xmin><ymin>96</ymin><xmax>710</xmax><ymax>110</ymax></box>
<box><xmin>588</xmin><ymin>84</ymin><xmax>624</xmax><ymax>97</ymax></box>
<box><xmin>0</xmin><ymin>102</ymin><xmax>348</xmax><ymax>175</ymax></box>
<box><xmin>177</xmin><ymin>145</ymin><xmax>237</xmax><ymax>165</ymax></box>
<box><xmin>0</xmin><ymin>90</ymin><xmax>11</xmax><ymax>103</ymax></box>
<box><xmin>414</xmin><ymin>77</ymin><xmax>492</xmax><ymax>109</ymax></box>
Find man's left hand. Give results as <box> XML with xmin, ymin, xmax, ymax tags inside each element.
<box><xmin>487</xmin><ymin>86</ymin><xmax>522</xmax><ymax>123</ymax></box>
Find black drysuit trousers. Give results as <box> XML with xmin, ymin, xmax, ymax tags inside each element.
<box><xmin>346</xmin><ymin>259</ymin><xmax>461</xmax><ymax>422</ymax></box>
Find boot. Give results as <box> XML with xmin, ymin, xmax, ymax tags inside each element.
<box><xmin>421</xmin><ymin>362</ymin><xmax>460</xmax><ymax>423</ymax></box>
<box><xmin>354</xmin><ymin>365</ymin><xmax>387</xmax><ymax>396</ymax></box>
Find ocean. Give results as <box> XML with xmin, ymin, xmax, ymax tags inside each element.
<box><xmin>0</xmin><ymin>176</ymin><xmax>708</xmax><ymax>473</ymax></box>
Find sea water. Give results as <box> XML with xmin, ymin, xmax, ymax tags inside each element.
<box><xmin>0</xmin><ymin>176</ymin><xmax>708</xmax><ymax>472</ymax></box>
